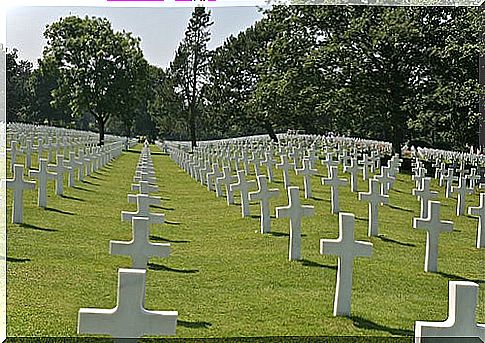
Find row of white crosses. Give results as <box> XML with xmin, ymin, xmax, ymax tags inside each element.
<box><xmin>7</xmin><ymin>122</ymin><xmax>137</xmax><ymax>173</ymax></box>
<box><xmin>78</xmin><ymin>142</ymin><xmax>177</xmax><ymax>339</ymax></box>
<box><xmin>5</xmin><ymin>131</ymin><xmax>125</xmax><ymax>224</ymax></box>
<box><xmin>407</xmin><ymin>151</ymin><xmax>485</xmax><ymax>342</ymax></box>
<box><xmin>165</xmin><ymin>137</ymin><xmax>389</xmax><ymax>322</ymax></box>
<box><xmin>410</xmin><ymin>156</ymin><xmax>484</xmax><ymax>249</ymax></box>
<box><xmin>166</xmin><ymin>134</ymin><xmax>484</xmax><ymax>341</ymax></box>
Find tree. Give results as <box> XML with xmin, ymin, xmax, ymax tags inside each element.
<box><xmin>41</xmin><ymin>15</ymin><xmax>149</xmax><ymax>145</ymax></box>
<box><xmin>168</xmin><ymin>7</ymin><xmax>213</xmax><ymax>148</ymax></box>
<box><xmin>6</xmin><ymin>49</ymin><xmax>32</xmax><ymax>122</ymax></box>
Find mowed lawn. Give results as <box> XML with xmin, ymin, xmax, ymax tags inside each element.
<box><xmin>6</xmin><ymin>144</ymin><xmax>485</xmax><ymax>338</ymax></box>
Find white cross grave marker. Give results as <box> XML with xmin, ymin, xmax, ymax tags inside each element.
<box><xmin>78</xmin><ymin>268</ymin><xmax>177</xmax><ymax>338</ymax></box>
<box><xmin>276</xmin><ymin>187</ymin><xmax>314</xmax><ymax>261</ymax></box>
<box><xmin>6</xmin><ymin>164</ymin><xmax>36</xmax><ymax>224</ymax></box>
<box><xmin>343</xmin><ymin>158</ymin><xmax>359</xmax><ymax>192</ymax></box>
<box><xmin>413</xmin><ymin>201</ymin><xmax>453</xmax><ymax>273</ymax></box>
<box><xmin>110</xmin><ymin>217</ymin><xmax>170</xmax><ymax>269</ymax></box>
<box><xmin>230</xmin><ymin>170</ymin><xmax>256</xmax><ymax>218</ymax></box>
<box><xmin>413</xmin><ymin>178</ymin><xmax>439</xmax><ymax>219</ymax></box>
<box><xmin>322</xmin><ymin>166</ymin><xmax>347</xmax><ymax>214</ymax></box>
<box><xmin>48</xmin><ymin>155</ymin><xmax>66</xmax><ymax>196</ymax></box>
<box><xmin>249</xmin><ymin>175</ymin><xmax>280</xmax><ymax>234</ymax></box>
<box><xmin>452</xmin><ymin>177</ymin><xmax>474</xmax><ymax>216</ymax></box>
<box><xmin>28</xmin><ymin>159</ymin><xmax>57</xmax><ymax>208</ymax></box>
<box><xmin>276</xmin><ymin>154</ymin><xmax>293</xmax><ymax>188</ymax></box>
<box><xmin>121</xmin><ymin>194</ymin><xmax>165</xmax><ymax>225</ymax></box>
<box><xmin>261</xmin><ymin>152</ymin><xmax>276</xmax><ymax>183</ymax></box>
<box><xmin>468</xmin><ymin>193</ymin><xmax>485</xmax><ymax>249</ymax></box>
<box><xmin>295</xmin><ymin>158</ymin><xmax>317</xmax><ymax>199</ymax></box>
<box><xmin>358</xmin><ymin>179</ymin><xmax>389</xmax><ymax>236</ymax></box>
<box><xmin>320</xmin><ymin>212</ymin><xmax>373</xmax><ymax>316</ymax></box>
<box><xmin>216</xmin><ymin>166</ymin><xmax>236</xmax><ymax>205</ymax></box>
<box><xmin>415</xmin><ymin>281</ymin><xmax>485</xmax><ymax>343</ymax></box>
<box><xmin>132</xmin><ymin>181</ymin><xmax>159</xmax><ymax>195</ymax></box>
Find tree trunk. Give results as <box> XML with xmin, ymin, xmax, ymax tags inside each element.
<box><xmin>264</xmin><ymin>120</ymin><xmax>278</xmax><ymax>143</ymax></box>
<box><xmin>98</xmin><ymin>117</ymin><xmax>105</xmax><ymax>146</ymax></box>
<box><xmin>189</xmin><ymin>106</ymin><xmax>197</xmax><ymax>149</ymax></box>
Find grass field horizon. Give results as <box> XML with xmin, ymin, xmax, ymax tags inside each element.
<box><xmin>6</xmin><ymin>144</ymin><xmax>485</xmax><ymax>338</ymax></box>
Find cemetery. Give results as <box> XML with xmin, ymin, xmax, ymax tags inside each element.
<box><xmin>4</xmin><ymin>123</ymin><xmax>485</xmax><ymax>340</ymax></box>
<box><xmin>4</xmin><ymin>4</ymin><xmax>484</xmax><ymax>341</ymax></box>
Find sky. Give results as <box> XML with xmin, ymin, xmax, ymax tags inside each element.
<box><xmin>6</xmin><ymin>6</ymin><xmax>264</xmax><ymax>69</ymax></box>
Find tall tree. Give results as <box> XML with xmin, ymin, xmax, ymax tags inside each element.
<box><xmin>41</xmin><ymin>15</ymin><xmax>149</xmax><ymax>145</ymax></box>
<box><xmin>169</xmin><ymin>7</ymin><xmax>213</xmax><ymax>148</ymax></box>
<box><xmin>6</xmin><ymin>49</ymin><xmax>32</xmax><ymax>122</ymax></box>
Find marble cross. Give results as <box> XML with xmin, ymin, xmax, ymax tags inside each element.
<box><xmin>441</xmin><ymin>168</ymin><xmax>455</xmax><ymax>198</ymax></box>
<box><xmin>412</xmin><ymin>177</ymin><xmax>439</xmax><ymax>219</ymax></box>
<box><xmin>28</xmin><ymin>159</ymin><xmax>57</xmax><ymax>208</ymax></box>
<box><xmin>321</xmin><ymin>166</ymin><xmax>347</xmax><ymax>214</ymax></box>
<box><xmin>295</xmin><ymin>158</ymin><xmax>317</xmax><ymax>199</ymax></box>
<box><xmin>413</xmin><ymin>201</ymin><xmax>453</xmax><ymax>273</ymax></box>
<box><xmin>358</xmin><ymin>179</ymin><xmax>389</xmax><ymax>236</ymax></box>
<box><xmin>249</xmin><ymin>175</ymin><xmax>280</xmax><ymax>234</ymax></box>
<box><xmin>132</xmin><ymin>181</ymin><xmax>159</xmax><ymax>195</ymax></box>
<box><xmin>48</xmin><ymin>155</ymin><xmax>66</xmax><ymax>196</ymax></box>
<box><xmin>374</xmin><ymin>166</ymin><xmax>395</xmax><ymax>195</ymax></box>
<box><xmin>261</xmin><ymin>152</ymin><xmax>276</xmax><ymax>183</ymax></box>
<box><xmin>6</xmin><ymin>164</ymin><xmax>36</xmax><ymax>224</ymax></box>
<box><xmin>121</xmin><ymin>194</ymin><xmax>165</xmax><ymax>225</ymax></box>
<box><xmin>468</xmin><ymin>193</ymin><xmax>485</xmax><ymax>249</ymax></box>
<box><xmin>216</xmin><ymin>166</ymin><xmax>237</xmax><ymax>205</ymax></box>
<box><xmin>276</xmin><ymin>187</ymin><xmax>314</xmax><ymax>261</ymax></box>
<box><xmin>78</xmin><ymin>268</ymin><xmax>177</xmax><ymax>338</ymax></box>
<box><xmin>343</xmin><ymin>158</ymin><xmax>359</xmax><ymax>192</ymax></box>
<box><xmin>452</xmin><ymin>177</ymin><xmax>474</xmax><ymax>216</ymax></box>
<box><xmin>230</xmin><ymin>170</ymin><xmax>256</xmax><ymax>218</ymax></box>
<box><xmin>320</xmin><ymin>212</ymin><xmax>373</xmax><ymax>316</ymax></box>
<box><xmin>276</xmin><ymin>154</ymin><xmax>293</xmax><ymax>189</ymax></box>
<box><xmin>415</xmin><ymin>281</ymin><xmax>485</xmax><ymax>342</ymax></box>
<box><xmin>110</xmin><ymin>217</ymin><xmax>170</xmax><ymax>269</ymax></box>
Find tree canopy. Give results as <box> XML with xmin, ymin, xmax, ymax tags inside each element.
<box><xmin>40</xmin><ymin>15</ymin><xmax>150</xmax><ymax>144</ymax></box>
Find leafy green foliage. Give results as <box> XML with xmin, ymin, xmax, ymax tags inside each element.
<box><xmin>164</xmin><ymin>7</ymin><xmax>213</xmax><ymax>147</ymax></box>
<box><xmin>40</xmin><ymin>16</ymin><xmax>150</xmax><ymax>144</ymax></box>
<box><xmin>6</xmin><ymin>49</ymin><xmax>32</xmax><ymax>122</ymax></box>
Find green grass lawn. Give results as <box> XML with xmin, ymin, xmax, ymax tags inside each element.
<box><xmin>6</xmin><ymin>144</ymin><xmax>485</xmax><ymax>338</ymax></box>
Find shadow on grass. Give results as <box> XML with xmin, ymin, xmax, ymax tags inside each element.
<box><xmin>250</xmin><ymin>214</ymin><xmax>276</xmax><ymax>219</ymax></box>
<box><xmin>73</xmin><ymin>186</ymin><xmax>93</xmax><ymax>192</ymax></box>
<box><xmin>7</xmin><ymin>257</ymin><xmax>31</xmax><ymax>263</ymax></box>
<box><xmin>124</xmin><ymin>149</ymin><xmax>141</xmax><ymax>154</ymax></box>
<box><xmin>148</xmin><ymin>263</ymin><xmax>198</xmax><ymax>274</ymax></box>
<box><xmin>150</xmin><ymin>235</ymin><xmax>190</xmax><ymax>244</ymax></box>
<box><xmin>391</xmin><ymin>188</ymin><xmax>406</xmax><ymax>194</ymax></box>
<box><xmin>299</xmin><ymin>259</ymin><xmax>337</xmax><ymax>270</ymax></box>
<box><xmin>387</xmin><ymin>204</ymin><xmax>414</xmax><ymax>213</ymax></box>
<box><xmin>45</xmin><ymin>207</ymin><xmax>75</xmax><ymax>216</ymax></box>
<box><xmin>268</xmin><ymin>231</ymin><xmax>307</xmax><ymax>238</ymax></box>
<box><xmin>20</xmin><ymin>223</ymin><xmax>57</xmax><ymax>232</ymax></box>
<box><xmin>311</xmin><ymin>196</ymin><xmax>330</xmax><ymax>202</ymax></box>
<box><xmin>82</xmin><ymin>180</ymin><xmax>100</xmax><ymax>186</ymax></box>
<box><xmin>177</xmin><ymin>319</ymin><xmax>212</xmax><ymax>329</ymax></box>
<box><xmin>151</xmin><ymin>151</ymin><xmax>169</xmax><ymax>156</ymax></box>
<box><xmin>355</xmin><ymin>216</ymin><xmax>367</xmax><ymax>222</ymax></box>
<box><xmin>438</xmin><ymin>271</ymin><xmax>485</xmax><ymax>284</ymax></box>
<box><xmin>349</xmin><ymin>316</ymin><xmax>414</xmax><ymax>336</ymax></box>
<box><xmin>60</xmin><ymin>194</ymin><xmax>85</xmax><ymax>202</ymax></box>
<box><xmin>152</xmin><ymin>205</ymin><xmax>174</xmax><ymax>211</ymax></box>
<box><xmin>377</xmin><ymin>235</ymin><xmax>416</xmax><ymax>247</ymax></box>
